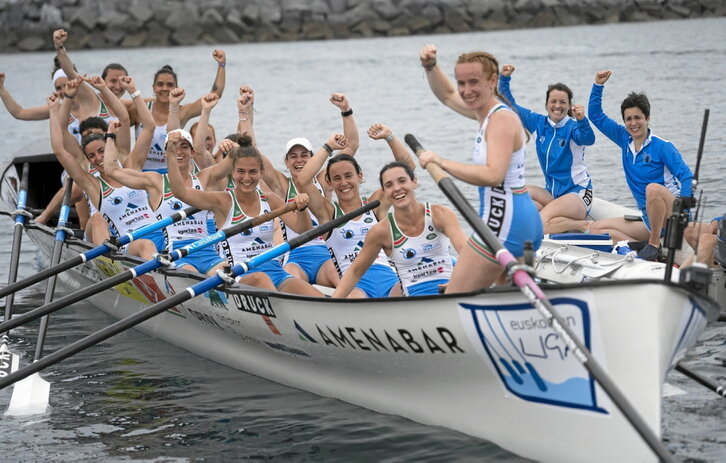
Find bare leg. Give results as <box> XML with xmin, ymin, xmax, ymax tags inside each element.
<box><xmin>277</xmin><ymin>277</ymin><xmax>325</xmax><ymax>297</ymax></box>
<box><xmin>644</xmin><ymin>183</ymin><xmax>674</xmax><ymax>247</ymax></box>
<box><xmin>86</xmin><ymin>212</ymin><xmax>110</xmax><ymax>245</ymax></box>
<box><xmin>445</xmin><ymin>242</ymin><xmax>503</xmax><ymax>293</ymax></box>
<box><xmin>283</xmin><ymin>262</ymin><xmax>308</xmax><ymax>282</ymax></box>
<box><xmin>588</xmin><ymin>217</ymin><xmax>650</xmax><ymax>242</ymax></box>
<box><xmin>527</xmin><ymin>185</ymin><xmax>552</xmax><ymax>212</ymax></box>
<box><xmin>126</xmin><ymin>239</ymin><xmax>158</xmax><ymax>261</ymax></box>
<box><xmin>540</xmin><ymin>193</ymin><xmax>589</xmax><ymax>234</ymax></box>
<box><xmin>314</xmin><ymin>260</ymin><xmax>341</xmax><ymax>288</ymax></box>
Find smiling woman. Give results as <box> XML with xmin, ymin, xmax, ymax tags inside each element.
<box><xmin>587</xmin><ymin>70</ymin><xmax>694</xmax><ymax>261</ymax></box>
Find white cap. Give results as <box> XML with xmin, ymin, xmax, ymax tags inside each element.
<box><xmin>52</xmin><ymin>68</ymin><xmax>67</xmax><ymax>85</ymax></box>
<box><xmin>165</xmin><ymin>129</ymin><xmax>193</xmax><ymax>148</ymax></box>
<box><xmin>284</xmin><ymin>137</ymin><xmax>313</xmax><ymax>154</ymax></box>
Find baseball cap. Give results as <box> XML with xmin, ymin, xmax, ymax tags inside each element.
<box><xmin>165</xmin><ymin>129</ymin><xmax>194</xmax><ymax>148</ymax></box>
<box><xmin>284</xmin><ymin>137</ymin><xmax>313</xmax><ymax>154</ymax></box>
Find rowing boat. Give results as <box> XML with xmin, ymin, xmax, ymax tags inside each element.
<box><xmin>0</xmin><ymin>145</ymin><xmax>720</xmax><ymax>462</ymax></box>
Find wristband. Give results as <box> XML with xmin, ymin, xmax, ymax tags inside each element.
<box><xmin>322</xmin><ymin>143</ymin><xmax>333</xmax><ymax>156</ymax></box>
<box><xmin>219</xmin><ymin>62</ymin><xmax>226</xmax><ymax>68</ymax></box>
<box><xmin>56</xmin><ymin>45</ymin><xmax>65</xmax><ymax>51</ymax></box>
<box><xmin>63</xmin><ymin>93</ymin><xmax>74</xmax><ymax>99</ymax></box>
<box><xmin>385</xmin><ymin>134</ymin><xmax>395</xmax><ymax>143</ymax></box>
<box><xmin>104</xmin><ymin>133</ymin><xmax>117</xmax><ymax>141</ymax></box>
<box><xmin>422</xmin><ymin>60</ymin><xmax>436</xmax><ymax>71</ymax></box>
<box><xmin>340</xmin><ymin>108</ymin><xmax>353</xmax><ymax>117</ymax></box>
<box><xmin>130</xmin><ymin>90</ymin><xmax>141</xmax><ymax>99</ymax></box>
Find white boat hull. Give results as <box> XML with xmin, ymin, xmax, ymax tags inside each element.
<box><xmin>2</xmin><ymin>155</ymin><xmax>720</xmax><ymax>462</ymax></box>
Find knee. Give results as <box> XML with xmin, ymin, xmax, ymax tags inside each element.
<box><xmin>645</xmin><ymin>183</ymin><xmax>668</xmax><ymax>201</ymax></box>
<box><xmin>588</xmin><ymin>221</ymin><xmax>603</xmax><ymax>234</ymax></box>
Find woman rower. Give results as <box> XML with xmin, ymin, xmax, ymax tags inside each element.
<box><xmin>47</xmin><ymin>84</ymin><xmax>165</xmax><ymax>260</ymax></box>
<box><xmin>417</xmin><ymin>45</ymin><xmax>543</xmax><ymax>292</ymax></box>
<box><xmin>498</xmin><ymin>64</ymin><xmax>596</xmax><ymax>234</ymax></box>
<box><xmin>332</xmin><ymin>157</ymin><xmax>466</xmax><ymax>298</ymax></box>
<box><xmin>236</xmin><ymin>87</ymin><xmax>359</xmax><ymax>288</ymax></box>
<box><xmin>130</xmin><ymin>52</ymin><xmax>226</xmax><ymax>173</ymax></box>
<box><xmin>165</xmin><ymin>132</ymin><xmax>323</xmax><ymax>296</ymax></box>
<box><xmin>297</xmin><ymin>126</ymin><xmax>416</xmax><ymax>298</ymax></box>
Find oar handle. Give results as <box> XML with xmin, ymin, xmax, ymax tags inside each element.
<box><xmin>19</xmin><ymin>163</ymin><xmax>30</xmax><ymax>194</ymax></box>
<box><xmin>404</xmin><ymin>134</ymin><xmax>448</xmax><ymax>183</ymax></box>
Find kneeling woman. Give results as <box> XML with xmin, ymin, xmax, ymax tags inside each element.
<box><xmin>166</xmin><ymin>133</ymin><xmax>323</xmax><ymax>296</ymax></box>
<box><xmin>332</xmin><ymin>162</ymin><xmax>466</xmax><ymax>297</ymax></box>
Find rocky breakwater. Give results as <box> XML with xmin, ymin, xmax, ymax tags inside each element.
<box><xmin>1</xmin><ymin>0</ymin><xmax>724</xmax><ymax>53</ymax></box>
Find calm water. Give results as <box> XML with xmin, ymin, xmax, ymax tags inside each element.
<box><xmin>1</xmin><ymin>17</ymin><xmax>725</xmax><ymax>461</ymax></box>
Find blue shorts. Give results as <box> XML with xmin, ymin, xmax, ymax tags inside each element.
<box><xmin>407</xmin><ymin>278</ymin><xmax>448</xmax><ymax>296</ymax></box>
<box><xmin>356</xmin><ymin>264</ymin><xmax>400</xmax><ymax>298</ymax></box>
<box><xmin>171</xmin><ymin>239</ymin><xmax>224</xmax><ymax>274</ymax></box>
<box><xmin>478</xmin><ymin>189</ymin><xmax>543</xmax><ymax>258</ymax></box>
<box><xmin>142</xmin><ymin>168</ymin><xmax>168</xmax><ymax>174</ymax></box>
<box><xmin>247</xmin><ymin>259</ymin><xmax>295</xmax><ymax>288</ymax></box>
<box><xmin>283</xmin><ymin>245</ymin><xmax>330</xmax><ymax>284</ymax></box>
<box><xmin>122</xmin><ymin>228</ymin><xmax>167</xmax><ymax>254</ymax></box>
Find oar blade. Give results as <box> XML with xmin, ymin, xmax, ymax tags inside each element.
<box><xmin>0</xmin><ymin>342</ymin><xmax>20</xmax><ymax>377</ymax></box>
<box><xmin>5</xmin><ymin>372</ymin><xmax>50</xmax><ymax>416</ymax></box>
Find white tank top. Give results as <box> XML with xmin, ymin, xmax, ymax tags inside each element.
<box><xmin>135</xmin><ymin>101</ymin><xmax>168</xmax><ymax>171</ymax></box>
<box><xmin>157</xmin><ymin>173</ymin><xmax>209</xmax><ymax>249</ymax></box>
<box><xmin>326</xmin><ymin>197</ymin><xmax>391</xmax><ymax>277</ymax></box>
<box><xmin>280</xmin><ymin>176</ymin><xmax>326</xmax><ymax>248</ymax></box>
<box><xmin>387</xmin><ymin>202</ymin><xmax>454</xmax><ymax>295</ymax></box>
<box><xmin>472</xmin><ymin>103</ymin><xmax>527</xmax><ymax>189</ymax></box>
<box><xmin>219</xmin><ymin>190</ymin><xmax>275</xmax><ymax>266</ymax></box>
<box><xmin>97</xmin><ymin>177</ymin><xmax>158</xmax><ymax>237</ymax></box>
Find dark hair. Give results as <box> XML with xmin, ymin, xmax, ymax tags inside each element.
<box><xmin>101</xmin><ymin>63</ymin><xmax>128</xmax><ymax>80</ymax></box>
<box><xmin>79</xmin><ymin>117</ymin><xmax>108</xmax><ymax>136</ymax></box>
<box><xmin>546</xmin><ymin>83</ymin><xmax>574</xmax><ymax>117</ymax></box>
<box><xmin>379</xmin><ymin>162</ymin><xmax>415</xmax><ymax>187</ymax></box>
<box><xmin>620</xmin><ymin>92</ymin><xmax>650</xmax><ymax>119</ymax></box>
<box><xmin>231</xmin><ymin>133</ymin><xmax>263</xmax><ymax>169</ymax></box>
<box><xmin>81</xmin><ymin>133</ymin><xmax>104</xmax><ymax>154</ymax></box>
<box><xmin>224</xmin><ymin>132</ymin><xmax>243</xmax><ymax>143</ymax></box>
<box><xmin>326</xmin><ymin>154</ymin><xmax>362</xmax><ymax>181</ymax></box>
<box><xmin>51</xmin><ymin>56</ymin><xmax>77</xmax><ymax>78</ymax></box>
<box><xmin>153</xmin><ymin>65</ymin><xmax>177</xmax><ymax>85</ymax></box>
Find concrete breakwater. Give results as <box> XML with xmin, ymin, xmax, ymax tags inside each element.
<box><xmin>1</xmin><ymin>0</ymin><xmax>724</xmax><ymax>53</ymax></box>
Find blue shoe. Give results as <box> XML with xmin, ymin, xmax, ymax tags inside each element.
<box><xmin>637</xmin><ymin>243</ymin><xmax>660</xmax><ymax>261</ymax></box>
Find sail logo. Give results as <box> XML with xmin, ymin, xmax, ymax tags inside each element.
<box><xmin>459</xmin><ymin>297</ymin><xmax>607</xmax><ymax>414</ymax></box>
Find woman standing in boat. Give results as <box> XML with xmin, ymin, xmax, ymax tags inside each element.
<box><xmin>332</xmin><ymin>157</ymin><xmax>466</xmax><ymax>297</ymax></box>
<box><xmin>235</xmin><ymin>86</ymin><xmax>360</xmax><ymax>288</ymax></box>
<box><xmin>130</xmin><ymin>51</ymin><xmax>226</xmax><ymax>173</ymax></box>
<box><xmin>498</xmin><ymin>64</ymin><xmax>596</xmax><ymax>234</ymax></box>
<box><xmin>297</xmin><ymin>126</ymin><xmax>416</xmax><ymax>298</ymax></box>
<box><xmin>417</xmin><ymin>45</ymin><xmax>543</xmax><ymax>292</ymax></box>
<box><xmin>165</xmin><ymin>132</ymin><xmax>324</xmax><ymax>296</ymax></box>
<box><xmin>587</xmin><ymin>70</ymin><xmax>693</xmax><ymax>261</ymax></box>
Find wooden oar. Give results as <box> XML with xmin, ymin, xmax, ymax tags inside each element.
<box><xmin>0</xmin><ymin>200</ymin><xmax>378</xmax><ymax>392</ymax></box>
<box><xmin>0</xmin><ymin>203</ymin><xmax>298</xmax><ymax>335</ymax></box>
<box><xmin>6</xmin><ymin>179</ymin><xmax>73</xmax><ymax>416</ymax></box>
<box><xmin>0</xmin><ymin>206</ymin><xmax>201</xmax><ymax>300</ymax></box>
<box><xmin>0</xmin><ymin>163</ymin><xmax>31</xmax><ymax>381</ymax></box>
<box><xmin>404</xmin><ymin>134</ymin><xmax>674</xmax><ymax>463</ymax></box>
<box><xmin>676</xmin><ymin>363</ymin><xmax>726</xmax><ymax>398</ymax></box>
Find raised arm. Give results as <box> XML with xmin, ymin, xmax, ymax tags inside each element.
<box><xmin>298</xmin><ymin>134</ymin><xmax>348</xmax><ymax>224</ymax></box>
<box><xmin>191</xmin><ymin>93</ymin><xmax>220</xmax><ymax>169</ymax></box>
<box><xmin>103</xmin><ymin>120</ymin><xmax>160</xmax><ymax>195</ymax></box>
<box><xmin>419</xmin><ymin>44</ymin><xmax>478</xmax><ymax>120</ymax></box>
<box><xmin>53</xmin><ymin>29</ymin><xmax>100</xmax><ymax>108</ymax></box>
<box><xmin>330</xmin><ymin>93</ymin><xmax>359</xmax><ymax>155</ymax></box>
<box><xmin>0</xmin><ymin>72</ymin><xmax>50</xmax><ymax>120</ymax></box>
<box><xmin>178</xmin><ymin>49</ymin><xmax>226</xmax><ymax>126</ymax></box>
<box><xmin>331</xmin><ymin>221</ymin><xmax>388</xmax><ymax>298</ymax></box>
<box><xmin>587</xmin><ymin>70</ymin><xmax>628</xmax><ymax>146</ymax></box>
<box><xmin>48</xmin><ymin>93</ymin><xmax>99</xmax><ymax>204</ymax></box>
<box><xmin>198</xmin><ymin>138</ymin><xmax>236</xmax><ymax>191</ymax></box>
<box><xmin>498</xmin><ymin>65</ymin><xmax>541</xmax><ymax>133</ymax></box>
<box><xmin>570</xmin><ymin>104</ymin><xmax>596</xmax><ymax>146</ymax></box>
<box><xmin>165</xmin><ymin>131</ymin><xmax>227</xmax><ymax>216</ymax></box>
<box><xmin>236</xmin><ymin>85</ymin><xmax>256</xmax><ymax>145</ymax></box>
<box><xmin>84</xmin><ymin>75</ymin><xmax>131</xmax><ymax>153</ymax></box>
<box><xmin>122</xmin><ymin>76</ymin><xmax>157</xmax><ymax>170</ymax></box>
<box><xmin>367</xmin><ymin>123</ymin><xmax>416</xmax><ymax>172</ymax></box>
